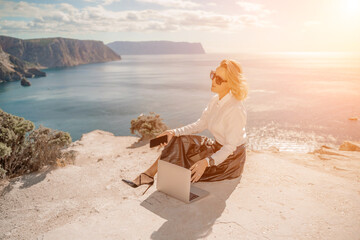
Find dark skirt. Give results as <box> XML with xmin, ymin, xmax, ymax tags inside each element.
<box><xmin>159</xmin><ymin>134</ymin><xmax>246</xmax><ymax>182</ymax></box>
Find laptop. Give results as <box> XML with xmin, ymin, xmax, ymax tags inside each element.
<box><xmin>156</xmin><ymin>159</ymin><xmax>209</xmax><ymax>204</ymax></box>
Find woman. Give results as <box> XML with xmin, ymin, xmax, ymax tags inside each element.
<box><xmin>122</xmin><ymin>59</ymin><xmax>248</xmax><ymax>195</ymax></box>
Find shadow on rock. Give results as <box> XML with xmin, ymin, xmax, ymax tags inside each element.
<box><xmin>0</xmin><ymin>165</ymin><xmax>55</xmax><ymax>197</ymax></box>
<box><xmin>127</xmin><ymin>139</ymin><xmax>150</xmax><ymax>149</ymax></box>
<box><xmin>140</xmin><ymin>176</ymin><xmax>242</xmax><ymax>240</ymax></box>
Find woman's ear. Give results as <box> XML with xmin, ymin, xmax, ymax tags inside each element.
<box><xmin>225</xmin><ymin>80</ymin><xmax>231</xmax><ymax>90</ymax></box>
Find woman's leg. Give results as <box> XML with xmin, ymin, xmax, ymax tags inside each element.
<box><xmin>131</xmin><ymin>155</ymin><xmax>160</xmax><ymax>185</ymax></box>
<box><xmin>144</xmin><ymin>155</ymin><xmax>160</xmax><ymax>177</ymax></box>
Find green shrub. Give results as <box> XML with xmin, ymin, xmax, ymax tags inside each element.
<box><xmin>0</xmin><ymin>109</ymin><xmax>72</xmax><ymax>179</ymax></box>
<box><xmin>130</xmin><ymin>112</ymin><xmax>169</xmax><ymax>141</ymax></box>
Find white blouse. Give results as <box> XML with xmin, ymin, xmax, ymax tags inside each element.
<box><xmin>172</xmin><ymin>90</ymin><xmax>247</xmax><ymax>166</ymax></box>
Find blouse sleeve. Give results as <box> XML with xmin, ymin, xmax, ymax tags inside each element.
<box><xmin>172</xmin><ymin>96</ymin><xmax>214</xmax><ymax>136</ymax></box>
<box><xmin>209</xmin><ymin>105</ymin><xmax>247</xmax><ymax>166</ymax></box>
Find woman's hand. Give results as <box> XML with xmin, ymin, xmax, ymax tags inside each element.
<box><xmin>155</xmin><ymin>129</ymin><xmax>175</xmax><ymax>150</ymax></box>
<box><xmin>190</xmin><ymin>159</ymin><xmax>208</xmax><ymax>183</ymax></box>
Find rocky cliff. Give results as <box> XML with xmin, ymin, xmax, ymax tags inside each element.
<box><xmin>0</xmin><ymin>36</ymin><xmax>121</xmax><ymax>68</ymax></box>
<box><xmin>107</xmin><ymin>41</ymin><xmax>205</xmax><ymax>55</ymax></box>
<box><xmin>0</xmin><ymin>46</ymin><xmax>45</xmax><ymax>84</ymax></box>
<box><xmin>1</xmin><ymin>130</ymin><xmax>359</xmax><ymax>239</ymax></box>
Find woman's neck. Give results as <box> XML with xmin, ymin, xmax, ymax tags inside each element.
<box><xmin>218</xmin><ymin>90</ymin><xmax>230</xmax><ymax>101</ymax></box>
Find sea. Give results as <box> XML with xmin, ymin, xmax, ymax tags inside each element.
<box><xmin>1</xmin><ymin>52</ymin><xmax>359</xmax><ymax>153</ymax></box>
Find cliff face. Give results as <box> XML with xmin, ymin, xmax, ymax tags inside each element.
<box><xmin>107</xmin><ymin>41</ymin><xmax>206</xmax><ymax>55</ymax></box>
<box><xmin>0</xmin><ymin>36</ymin><xmax>121</xmax><ymax>68</ymax></box>
<box><xmin>0</xmin><ymin>46</ymin><xmax>26</xmax><ymax>83</ymax></box>
<box><xmin>0</xmin><ymin>46</ymin><xmax>46</xmax><ymax>83</ymax></box>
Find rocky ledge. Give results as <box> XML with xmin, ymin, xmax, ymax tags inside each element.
<box><xmin>0</xmin><ymin>46</ymin><xmax>46</xmax><ymax>85</ymax></box>
<box><xmin>0</xmin><ymin>130</ymin><xmax>359</xmax><ymax>239</ymax></box>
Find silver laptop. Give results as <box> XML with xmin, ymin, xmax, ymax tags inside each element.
<box><xmin>156</xmin><ymin>159</ymin><xmax>209</xmax><ymax>204</ymax></box>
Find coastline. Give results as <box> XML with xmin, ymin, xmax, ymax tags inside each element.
<box><xmin>0</xmin><ymin>129</ymin><xmax>359</xmax><ymax>239</ymax></box>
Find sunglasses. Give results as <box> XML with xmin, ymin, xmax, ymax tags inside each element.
<box><xmin>210</xmin><ymin>70</ymin><xmax>227</xmax><ymax>85</ymax></box>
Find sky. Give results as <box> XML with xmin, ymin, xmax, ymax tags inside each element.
<box><xmin>0</xmin><ymin>0</ymin><xmax>359</xmax><ymax>53</ymax></box>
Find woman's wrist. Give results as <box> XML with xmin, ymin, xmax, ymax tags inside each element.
<box><xmin>204</xmin><ymin>157</ymin><xmax>210</xmax><ymax>167</ymax></box>
<box><xmin>206</xmin><ymin>156</ymin><xmax>215</xmax><ymax>166</ymax></box>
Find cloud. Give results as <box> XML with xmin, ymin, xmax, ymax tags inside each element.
<box><xmin>236</xmin><ymin>1</ymin><xmax>274</xmax><ymax>17</ymax></box>
<box><xmin>102</xmin><ymin>0</ymin><xmax>122</xmax><ymax>5</ymax></box>
<box><xmin>83</xmin><ymin>0</ymin><xmax>122</xmax><ymax>5</ymax></box>
<box><xmin>301</xmin><ymin>20</ymin><xmax>321</xmax><ymax>33</ymax></box>
<box><xmin>304</xmin><ymin>20</ymin><xmax>321</xmax><ymax>27</ymax></box>
<box><xmin>0</xmin><ymin>1</ymin><xmax>276</xmax><ymax>34</ymax></box>
<box><xmin>236</xmin><ymin>1</ymin><xmax>263</xmax><ymax>12</ymax></box>
<box><xmin>136</xmin><ymin>0</ymin><xmax>200</xmax><ymax>9</ymax></box>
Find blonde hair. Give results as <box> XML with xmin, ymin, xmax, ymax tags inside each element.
<box><xmin>219</xmin><ymin>59</ymin><xmax>249</xmax><ymax>101</ymax></box>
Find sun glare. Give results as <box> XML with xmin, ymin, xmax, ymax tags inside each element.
<box><xmin>343</xmin><ymin>0</ymin><xmax>360</xmax><ymax>17</ymax></box>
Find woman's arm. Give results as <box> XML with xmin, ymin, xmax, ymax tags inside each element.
<box><xmin>208</xmin><ymin>106</ymin><xmax>247</xmax><ymax>166</ymax></box>
<box><xmin>172</xmin><ymin>96</ymin><xmax>214</xmax><ymax>136</ymax></box>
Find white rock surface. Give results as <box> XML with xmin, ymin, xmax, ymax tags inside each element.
<box><xmin>0</xmin><ymin>130</ymin><xmax>359</xmax><ymax>240</ymax></box>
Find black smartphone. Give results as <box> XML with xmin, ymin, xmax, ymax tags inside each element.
<box><xmin>150</xmin><ymin>135</ymin><xmax>168</xmax><ymax>148</ymax></box>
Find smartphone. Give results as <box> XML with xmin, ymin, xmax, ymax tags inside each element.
<box><xmin>150</xmin><ymin>135</ymin><xmax>168</xmax><ymax>148</ymax></box>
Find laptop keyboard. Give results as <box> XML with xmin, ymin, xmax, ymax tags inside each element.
<box><xmin>189</xmin><ymin>192</ymin><xmax>199</xmax><ymax>201</ymax></box>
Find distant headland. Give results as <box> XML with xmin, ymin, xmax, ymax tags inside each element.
<box><xmin>0</xmin><ymin>35</ymin><xmax>121</xmax><ymax>85</ymax></box>
<box><xmin>0</xmin><ymin>36</ymin><xmax>207</xmax><ymax>86</ymax></box>
<box><xmin>107</xmin><ymin>40</ymin><xmax>206</xmax><ymax>55</ymax></box>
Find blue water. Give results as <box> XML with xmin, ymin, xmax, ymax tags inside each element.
<box><xmin>1</xmin><ymin>53</ymin><xmax>360</xmax><ymax>152</ymax></box>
